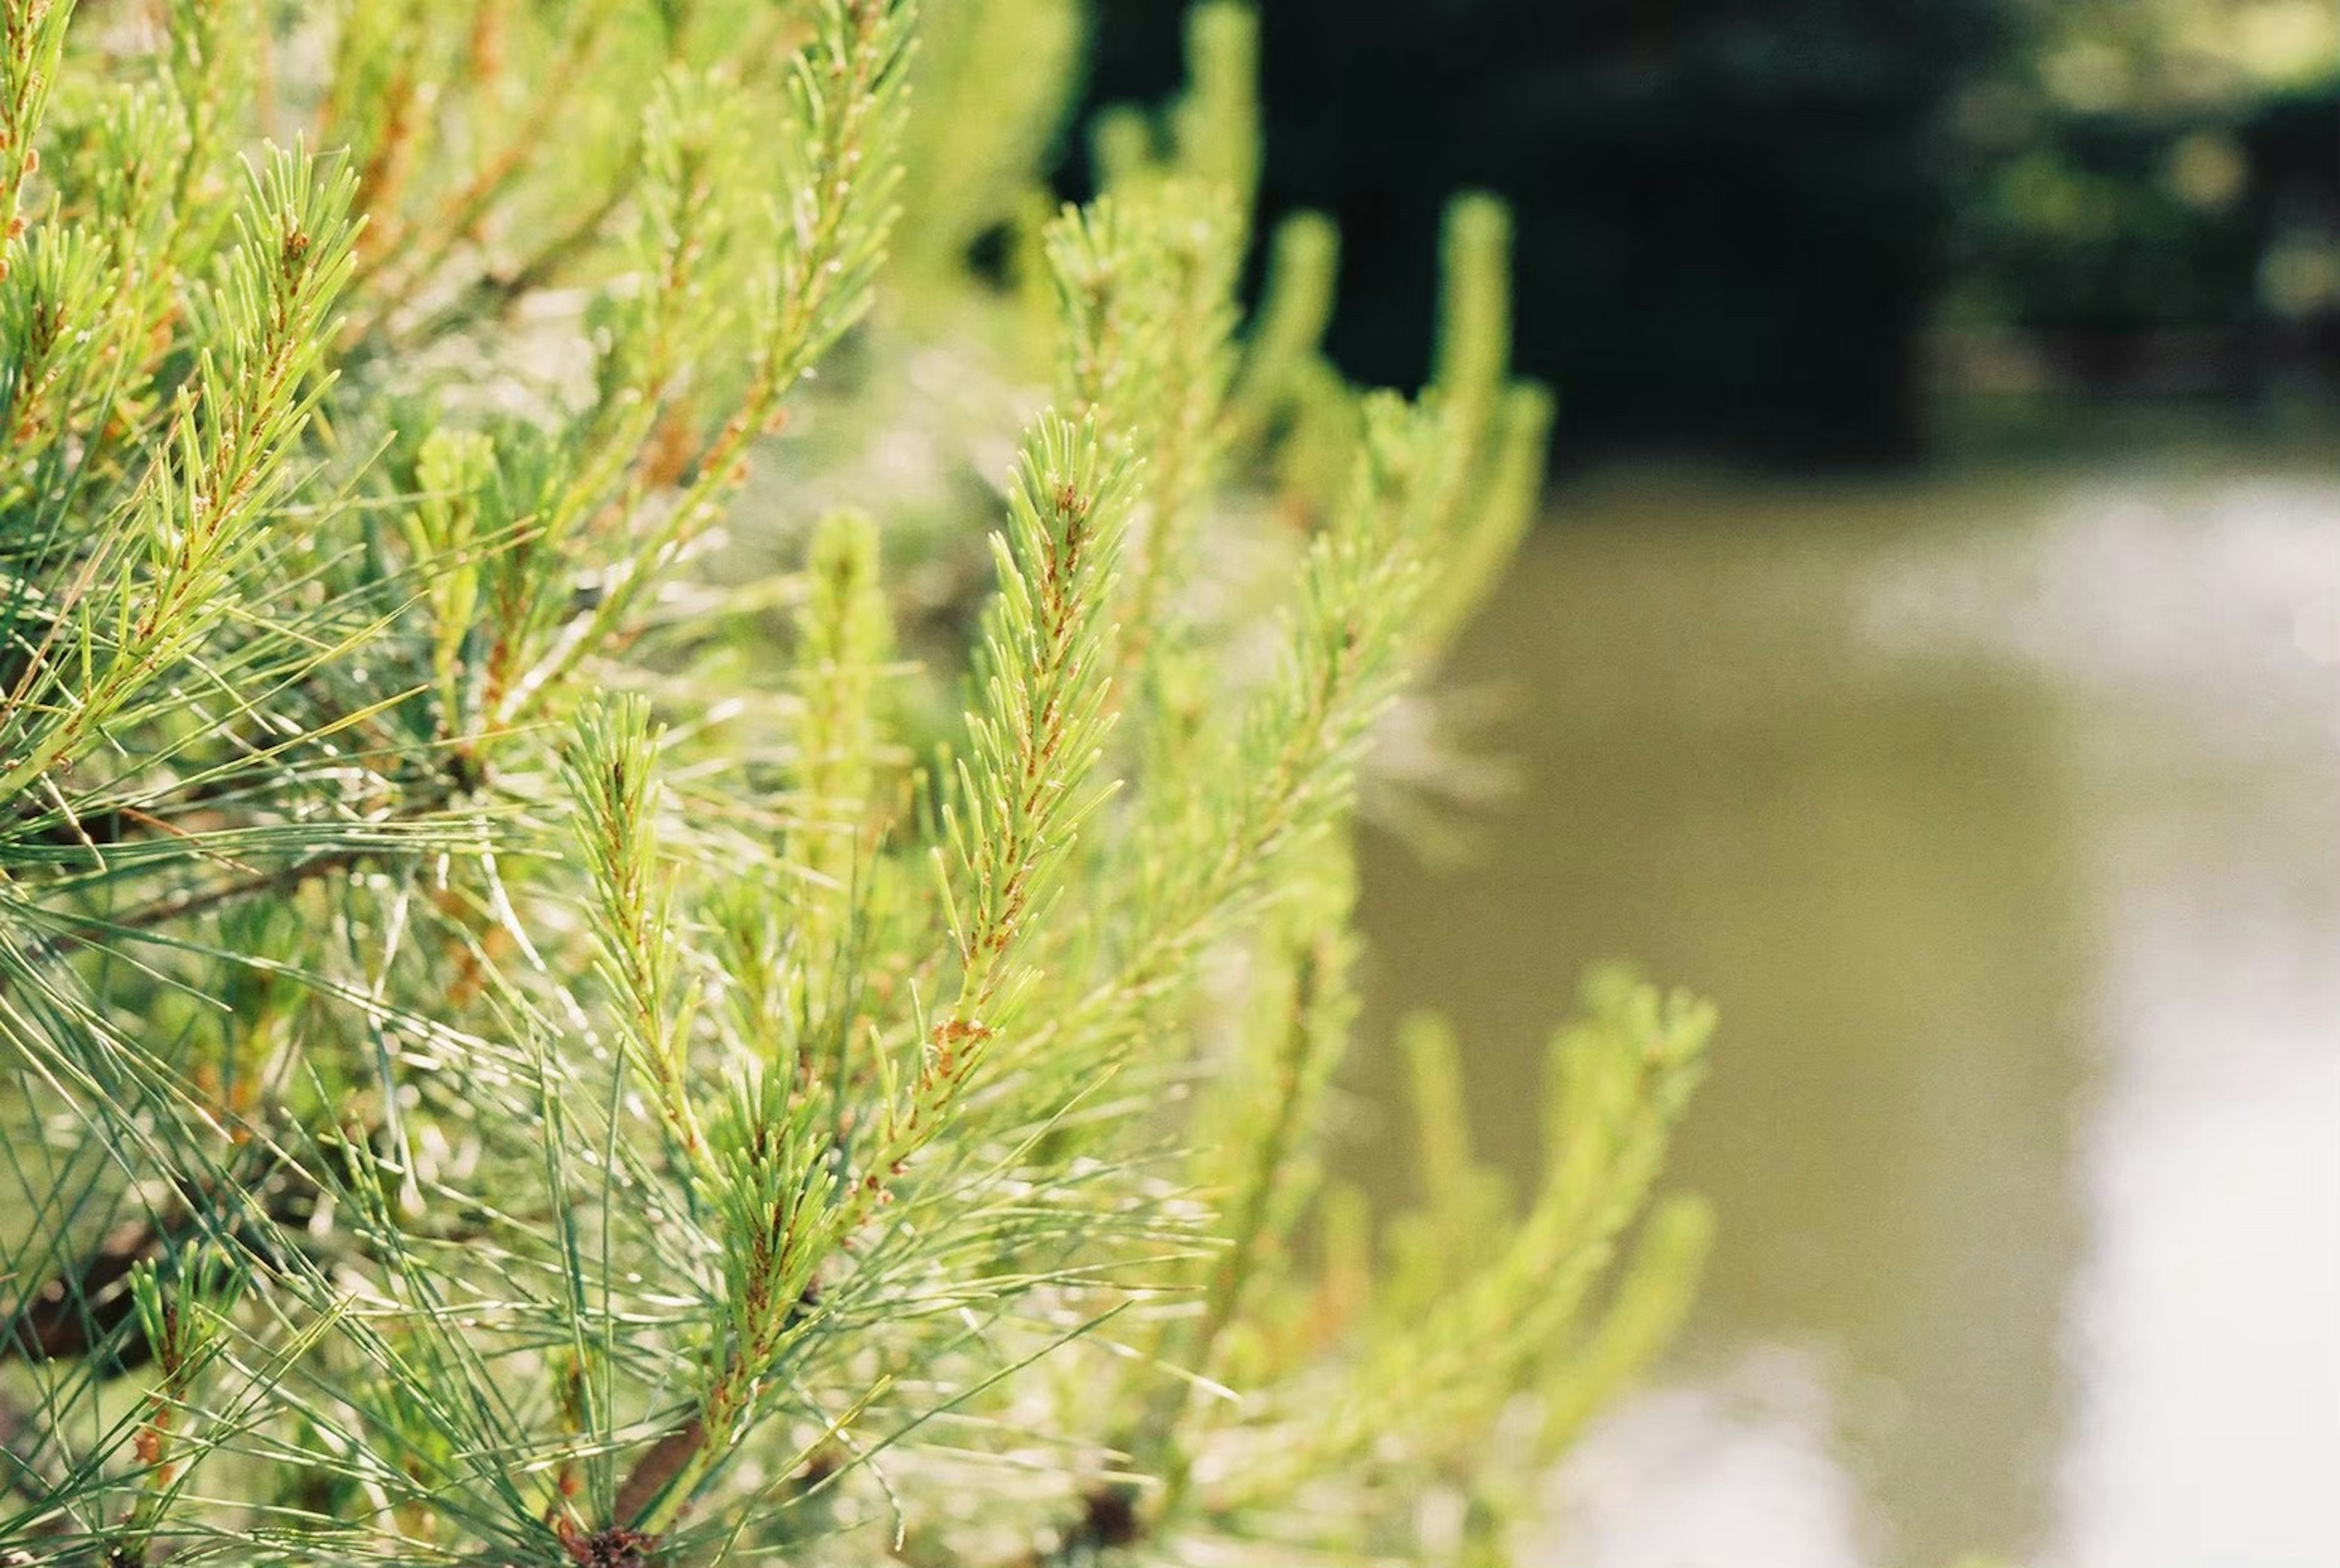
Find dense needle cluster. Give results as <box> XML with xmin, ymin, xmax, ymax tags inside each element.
<box><xmin>0</xmin><ymin>2</ymin><xmax>1711</xmax><ymax>1564</ymax></box>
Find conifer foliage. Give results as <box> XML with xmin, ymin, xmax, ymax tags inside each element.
<box><xmin>0</xmin><ymin>2</ymin><xmax>1712</xmax><ymax>1563</ymax></box>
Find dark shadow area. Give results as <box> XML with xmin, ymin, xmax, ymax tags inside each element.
<box><xmin>1068</xmin><ymin>1</ymin><xmax>2340</xmax><ymax>467</ymax></box>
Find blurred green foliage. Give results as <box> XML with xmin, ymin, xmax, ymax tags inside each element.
<box><xmin>1949</xmin><ymin>0</ymin><xmax>2340</xmax><ymax>364</ymax></box>
<box><xmin>1080</xmin><ymin>0</ymin><xmax>2338</xmax><ymax>459</ymax></box>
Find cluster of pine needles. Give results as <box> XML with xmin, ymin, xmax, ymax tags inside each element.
<box><xmin>0</xmin><ymin>1</ymin><xmax>1712</xmax><ymax>1563</ymax></box>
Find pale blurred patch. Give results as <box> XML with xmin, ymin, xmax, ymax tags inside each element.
<box><xmin>1540</xmin><ymin>1349</ymin><xmax>1869</xmax><ymax>1568</ymax></box>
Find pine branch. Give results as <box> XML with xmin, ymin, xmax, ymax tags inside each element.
<box><xmin>0</xmin><ymin>0</ymin><xmax>71</xmax><ymax>283</ymax></box>
<box><xmin>0</xmin><ymin>5</ymin><xmax>1714</xmax><ymax>1560</ymax></box>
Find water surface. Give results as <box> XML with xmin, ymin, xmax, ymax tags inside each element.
<box><xmin>1351</xmin><ymin>445</ymin><xmax>2340</xmax><ymax>1567</ymax></box>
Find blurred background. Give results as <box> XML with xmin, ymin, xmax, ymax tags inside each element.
<box><xmin>1075</xmin><ymin>2</ymin><xmax>2339</xmax><ymax>1564</ymax></box>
